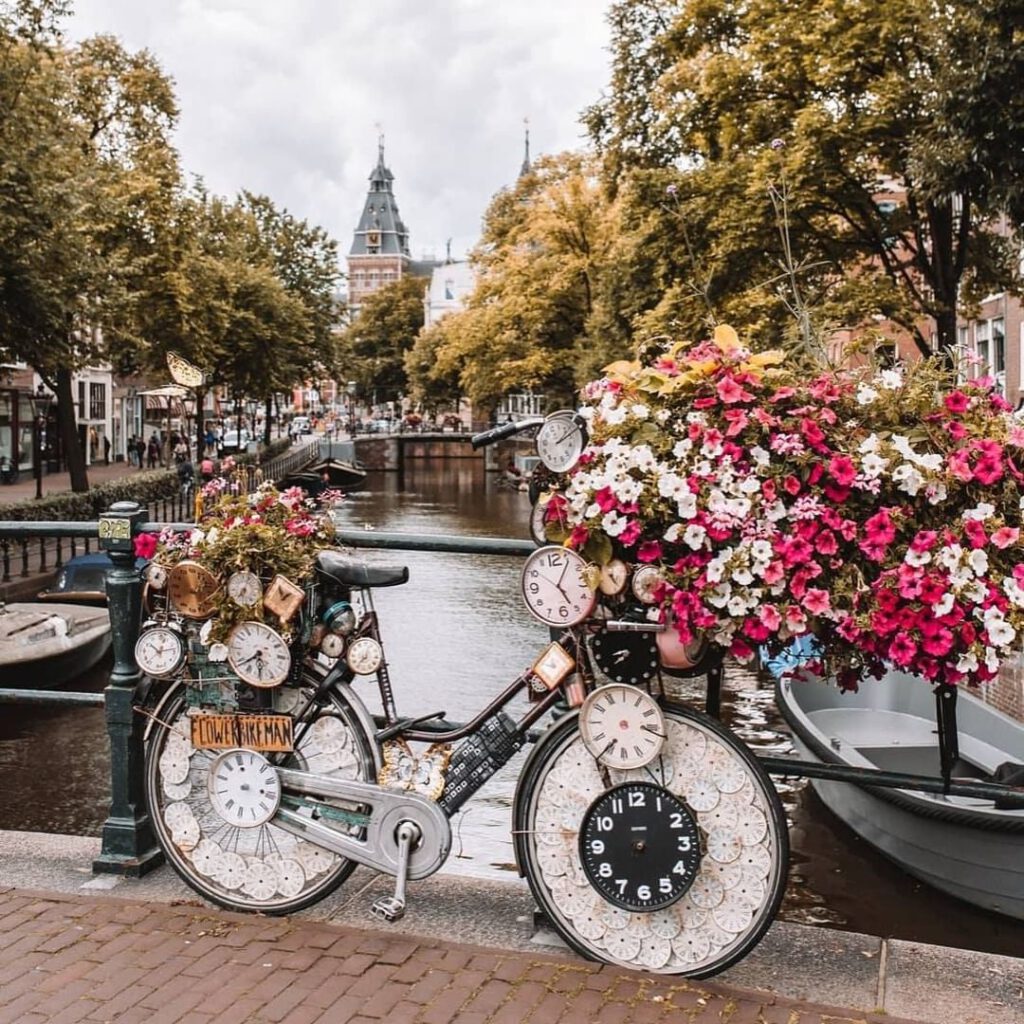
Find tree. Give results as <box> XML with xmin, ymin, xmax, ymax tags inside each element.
<box><xmin>338</xmin><ymin>276</ymin><xmax>426</xmax><ymax>411</ymax></box>
<box><xmin>586</xmin><ymin>0</ymin><xmax>1024</xmax><ymax>358</ymax></box>
<box><xmin>403</xmin><ymin>321</ymin><xmax>463</xmax><ymax>416</ymax></box>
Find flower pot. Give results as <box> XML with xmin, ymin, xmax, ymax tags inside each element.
<box><xmin>657</xmin><ymin>619</ymin><xmax>721</xmax><ymax>678</ymax></box>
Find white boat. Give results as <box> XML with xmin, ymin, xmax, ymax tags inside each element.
<box><xmin>775</xmin><ymin>667</ymin><xmax>1024</xmax><ymax>921</ymax></box>
<box><xmin>0</xmin><ymin>603</ymin><xmax>111</xmax><ymax>688</ymax></box>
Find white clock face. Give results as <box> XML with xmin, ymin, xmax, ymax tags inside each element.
<box><xmin>346</xmin><ymin>636</ymin><xmax>383</xmax><ymax>675</ymax></box>
<box><xmin>227</xmin><ymin>571</ymin><xmax>262</xmax><ymax>607</ymax></box>
<box><xmin>599</xmin><ymin>558</ymin><xmax>629</xmax><ymax>596</ymax></box>
<box><xmin>631</xmin><ymin>565</ymin><xmax>663</xmax><ymax>605</ymax></box>
<box><xmin>520</xmin><ymin>545</ymin><xmax>596</xmax><ymax>627</ymax></box>
<box><xmin>206</xmin><ymin>749</ymin><xmax>281</xmax><ymax>828</ymax></box>
<box><xmin>529</xmin><ymin>496</ymin><xmax>551</xmax><ymax>546</ymax></box>
<box><xmin>320</xmin><ymin>632</ymin><xmax>345</xmax><ymax>659</ymax></box>
<box><xmin>227</xmin><ymin>621</ymin><xmax>290</xmax><ymax>688</ymax></box>
<box><xmin>580</xmin><ymin>683</ymin><xmax>666</xmax><ymax>768</ymax></box>
<box><xmin>535</xmin><ymin>412</ymin><xmax>587</xmax><ymax>473</ymax></box>
<box><xmin>146</xmin><ymin>563</ymin><xmax>168</xmax><ymax>590</ymax></box>
<box><xmin>135</xmin><ymin>626</ymin><xmax>186</xmax><ymax>678</ymax></box>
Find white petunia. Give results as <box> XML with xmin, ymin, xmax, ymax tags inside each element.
<box><xmin>956</xmin><ymin>652</ymin><xmax>979</xmax><ymax>673</ymax></box>
<box><xmin>856</xmin><ymin>385</ymin><xmax>879</xmax><ymax>405</ymax></box>
<box><xmin>672</xmin><ymin>438</ymin><xmax>693</xmax><ymax>458</ymax></box>
<box><xmin>879</xmin><ymin>368</ymin><xmax>903</xmax><ymax>389</ymax></box>
<box><xmin>859</xmin><ymin>433</ymin><xmax>881</xmax><ymax>453</ymax></box>
<box><xmin>860</xmin><ymin>452</ymin><xmax>888</xmax><ymax>479</ymax></box>
<box><xmin>937</xmin><ymin>544</ymin><xmax>963</xmax><ymax>570</ymax></box>
<box><xmin>630</xmin><ymin>403</ymin><xmax>650</xmax><ymax>420</ymax></box>
<box><xmin>601</xmin><ymin>511</ymin><xmax>628</xmax><ymax>537</ymax></box>
<box><xmin>963</xmin><ymin>502</ymin><xmax>996</xmax><ymax>522</ymax></box>
<box><xmin>677</xmin><ymin>491</ymin><xmax>698</xmax><ymax>519</ymax></box>
<box><xmin>892</xmin><ymin>463</ymin><xmax>924</xmax><ymax>496</ymax></box>
<box><xmin>968</xmin><ymin>549</ymin><xmax>990</xmax><ymax>576</ymax></box>
<box><xmin>683</xmin><ymin>524</ymin><xmax>706</xmax><ymax>549</ymax></box>
<box><xmin>664</xmin><ymin>523</ymin><xmax>684</xmax><ymax>543</ymax></box>
<box><xmin>933</xmin><ymin>592</ymin><xmax>955</xmax><ymax>617</ymax></box>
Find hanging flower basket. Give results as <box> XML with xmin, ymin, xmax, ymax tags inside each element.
<box><xmin>550</xmin><ymin>326</ymin><xmax>1024</xmax><ymax>690</ymax></box>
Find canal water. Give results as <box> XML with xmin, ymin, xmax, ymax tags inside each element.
<box><xmin>1</xmin><ymin>459</ymin><xmax>1021</xmax><ymax>956</ymax></box>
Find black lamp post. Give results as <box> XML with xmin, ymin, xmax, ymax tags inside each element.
<box><xmin>29</xmin><ymin>385</ymin><xmax>53</xmax><ymax>501</ymax></box>
<box><xmin>180</xmin><ymin>393</ymin><xmax>196</xmax><ymax>457</ymax></box>
<box><xmin>245</xmin><ymin>398</ymin><xmax>258</xmax><ymax>444</ymax></box>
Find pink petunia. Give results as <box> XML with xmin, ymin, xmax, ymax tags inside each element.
<box><xmin>618</xmin><ymin>520</ymin><xmax>642</xmax><ymax>547</ymax></box>
<box><xmin>717</xmin><ymin>376</ymin><xmax>752</xmax><ymax>404</ymax></box>
<box><xmin>992</xmin><ymin>526</ymin><xmax>1020</xmax><ymax>549</ymax></box>
<box><xmin>944</xmin><ymin>390</ymin><xmax>970</xmax><ymax>414</ymax></box>
<box><xmin>887</xmin><ymin>633</ymin><xmax>918</xmax><ymax>666</ymax></box>
<box><xmin>828</xmin><ymin>455</ymin><xmax>857</xmax><ymax>487</ymax></box>
<box><xmin>759</xmin><ymin>604</ymin><xmax>782</xmax><ymax>630</ymax></box>
<box><xmin>802</xmin><ymin>589</ymin><xmax>831</xmax><ymax>616</ymax></box>
<box><xmin>134</xmin><ymin>533</ymin><xmax>158</xmax><ymax>559</ymax></box>
<box><xmin>636</xmin><ymin>540</ymin><xmax>663</xmax><ymax>563</ymax></box>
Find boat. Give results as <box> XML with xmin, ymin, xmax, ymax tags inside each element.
<box><xmin>36</xmin><ymin>553</ymin><xmax>149</xmax><ymax>607</ymax></box>
<box><xmin>0</xmin><ymin>602</ymin><xmax>112</xmax><ymax>688</ymax></box>
<box><xmin>774</xmin><ymin>663</ymin><xmax>1024</xmax><ymax>921</ymax></box>
<box><xmin>282</xmin><ymin>457</ymin><xmax>366</xmax><ymax>493</ymax></box>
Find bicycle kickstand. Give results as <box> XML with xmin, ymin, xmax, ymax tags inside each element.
<box><xmin>370</xmin><ymin>819</ymin><xmax>421</xmax><ymax>923</ymax></box>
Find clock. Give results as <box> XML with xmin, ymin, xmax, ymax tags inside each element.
<box><xmin>520</xmin><ymin>545</ymin><xmax>596</xmax><ymax>627</ymax></box>
<box><xmin>589</xmin><ymin>630</ymin><xmax>658</xmax><ymax>686</ymax></box>
<box><xmin>146</xmin><ymin>563</ymin><xmax>168</xmax><ymax>590</ymax></box>
<box><xmin>531</xmin><ymin>642</ymin><xmax>575</xmax><ymax>690</ymax></box>
<box><xmin>227</xmin><ymin>571</ymin><xmax>262</xmax><ymax>607</ymax></box>
<box><xmin>579</xmin><ymin>782</ymin><xmax>702</xmax><ymax>911</ymax></box>
<box><xmin>320</xmin><ymin>632</ymin><xmax>345</xmax><ymax>659</ymax></box>
<box><xmin>535</xmin><ymin>411</ymin><xmax>587</xmax><ymax>473</ymax></box>
<box><xmin>263</xmin><ymin>574</ymin><xmax>305</xmax><ymax>623</ymax></box>
<box><xmin>529</xmin><ymin>495</ymin><xmax>552</xmax><ymax>547</ymax></box>
<box><xmin>206</xmin><ymin>749</ymin><xmax>281</xmax><ymax>828</ymax></box>
<box><xmin>226</xmin><ymin>621</ymin><xmax>291</xmax><ymax>688</ymax></box>
<box><xmin>134</xmin><ymin>624</ymin><xmax>186</xmax><ymax>679</ymax></box>
<box><xmin>346</xmin><ymin>635</ymin><xmax>383</xmax><ymax>675</ymax></box>
<box><xmin>167</xmin><ymin>560</ymin><xmax>220</xmax><ymax>619</ymax></box>
<box><xmin>630</xmin><ymin>565</ymin><xmax>663</xmax><ymax>605</ymax></box>
<box><xmin>579</xmin><ymin>683</ymin><xmax>666</xmax><ymax>768</ymax></box>
<box><xmin>598</xmin><ymin>558</ymin><xmax>629</xmax><ymax>597</ymax></box>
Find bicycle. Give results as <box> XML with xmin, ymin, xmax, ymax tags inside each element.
<box><xmin>139</xmin><ymin>415</ymin><xmax>788</xmax><ymax>977</ymax></box>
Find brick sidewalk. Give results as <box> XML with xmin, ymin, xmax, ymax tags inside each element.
<box><xmin>0</xmin><ymin>888</ymin><xmax>915</xmax><ymax>1024</ymax></box>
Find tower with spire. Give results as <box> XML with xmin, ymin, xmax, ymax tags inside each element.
<box><xmin>347</xmin><ymin>135</ymin><xmax>414</xmax><ymax>314</ymax></box>
<box><xmin>519</xmin><ymin>118</ymin><xmax>531</xmax><ymax>178</ymax></box>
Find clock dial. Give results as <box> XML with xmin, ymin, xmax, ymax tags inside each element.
<box><xmin>146</xmin><ymin>563</ymin><xmax>168</xmax><ymax>590</ymax></box>
<box><xmin>580</xmin><ymin>683</ymin><xmax>666</xmax><ymax>768</ymax></box>
<box><xmin>206</xmin><ymin>749</ymin><xmax>281</xmax><ymax>828</ymax></box>
<box><xmin>529</xmin><ymin>495</ymin><xmax>552</xmax><ymax>546</ymax></box>
<box><xmin>167</xmin><ymin>560</ymin><xmax>220</xmax><ymax>619</ymax></box>
<box><xmin>579</xmin><ymin>782</ymin><xmax>702</xmax><ymax>912</ymax></box>
<box><xmin>521</xmin><ymin>546</ymin><xmax>596</xmax><ymax>627</ymax></box>
<box><xmin>320</xmin><ymin>632</ymin><xmax>345</xmax><ymax>659</ymax></box>
<box><xmin>346</xmin><ymin>636</ymin><xmax>383</xmax><ymax>675</ymax></box>
<box><xmin>227</xmin><ymin>571</ymin><xmax>262</xmax><ymax>608</ymax></box>
<box><xmin>631</xmin><ymin>565</ymin><xmax>663</xmax><ymax>605</ymax></box>
<box><xmin>590</xmin><ymin>630</ymin><xmax>658</xmax><ymax>686</ymax></box>
<box><xmin>535</xmin><ymin>412</ymin><xmax>587</xmax><ymax>473</ymax></box>
<box><xmin>227</xmin><ymin>621</ymin><xmax>290</xmax><ymax>688</ymax></box>
<box><xmin>135</xmin><ymin>625</ymin><xmax>186</xmax><ymax>678</ymax></box>
<box><xmin>599</xmin><ymin>558</ymin><xmax>629</xmax><ymax>597</ymax></box>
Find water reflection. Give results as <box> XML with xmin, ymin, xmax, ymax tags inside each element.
<box><xmin>0</xmin><ymin>460</ymin><xmax>1021</xmax><ymax>954</ymax></box>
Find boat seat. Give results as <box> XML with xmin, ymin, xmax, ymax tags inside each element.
<box><xmin>315</xmin><ymin>551</ymin><xmax>409</xmax><ymax>588</ymax></box>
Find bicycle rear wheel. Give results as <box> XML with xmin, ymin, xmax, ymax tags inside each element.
<box><xmin>145</xmin><ymin>681</ymin><xmax>376</xmax><ymax>914</ymax></box>
<box><xmin>516</xmin><ymin>701</ymin><xmax>788</xmax><ymax>976</ymax></box>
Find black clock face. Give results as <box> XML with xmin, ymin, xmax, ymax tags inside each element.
<box><xmin>590</xmin><ymin>630</ymin><xmax>658</xmax><ymax>685</ymax></box>
<box><xmin>579</xmin><ymin>782</ymin><xmax>702</xmax><ymax>912</ymax></box>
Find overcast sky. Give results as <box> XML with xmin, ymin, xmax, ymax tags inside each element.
<box><xmin>67</xmin><ymin>1</ymin><xmax>612</xmax><ymax>265</ymax></box>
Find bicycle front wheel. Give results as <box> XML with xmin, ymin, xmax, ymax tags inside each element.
<box><xmin>145</xmin><ymin>682</ymin><xmax>376</xmax><ymax>914</ymax></box>
<box><xmin>516</xmin><ymin>701</ymin><xmax>788</xmax><ymax>977</ymax></box>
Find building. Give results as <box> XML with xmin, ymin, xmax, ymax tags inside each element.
<box><xmin>423</xmin><ymin>258</ymin><xmax>477</xmax><ymax>329</ymax></box>
<box><xmin>346</xmin><ymin>138</ymin><xmax>439</xmax><ymax>316</ymax></box>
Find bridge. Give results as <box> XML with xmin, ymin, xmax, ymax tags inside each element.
<box><xmin>349</xmin><ymin>430</ymin><xmax>531</xmax><ymax>473</ymax></box>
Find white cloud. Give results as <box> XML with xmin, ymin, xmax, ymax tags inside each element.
<box><xmin>67</xmin><ymin>0</ymin><xmax>611</xmax><ymax>264</ymax></box>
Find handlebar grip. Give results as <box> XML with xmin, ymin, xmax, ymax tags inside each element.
<box><xmin>605</xmin><ymin>620</ymin><xmax>666</xmax><ymax>633</ymax></box>
<box><xmin>471</xmin><ymin>421</ymin><xmax>527</xmax><ymax>449</ymax></box>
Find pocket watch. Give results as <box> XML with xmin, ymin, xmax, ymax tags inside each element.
<box><xmin>520</xmin><ymin>545</ymin><xmax>596</xmax><ymax>627</ymax></box>
<box><xmin>226</xmin><ymin>621</ymin><xmax>291</xmax><ymax>688</ymax></box>
<box><xmin>529</xmin><ymin>495</ymin><xmax>552</xmax><ymax>547</ymax></box>
<box><xmin>320</xmin><ymin>632</ymin><xmax>345</xmax><ymax>659</ymax></box>
<box><xmin>579</xmin><ymin>682</ymin><xmax>666</xmax><ymax>768</ymax></box>
<box><xmin>346</xmin><ymin>635</ymin><xmax>383</xmax><ymax>675</ymax></box>
<box><xmin>631</xmin><ymin>564</ymin><xmax>663</xmax><ymax>605</ymax></box>
<box><xmin>167</xmin><ymin>560</ymin><xmax>220</xmax><ymax>619</ymax></box>
<box><xmin>146</xmin><ymin>563</ymin><xmax>168</xmax><ymax>590</ymax></box>
<box><xmin>134</xmin><ymin>623</ymin><xmax>187</xmax><ymax>679</ymax></box>
<box><xmin>535</xmin><ymin>411</ymin><xmax>588</xmax><ymax>473</ymax></box>
<box><xmin>227</xmin><ymin>571</ymin><xmax>262</xmax><ymax>607</ymax></box>
<box><xmin>598</xmin><ymin>558</ymin><xmax>629</xmax><ymax>596</ymax></box>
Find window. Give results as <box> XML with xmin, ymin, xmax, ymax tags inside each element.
<box><xmin>992</xmin><ymin>317</ymin><xmax>1005</xmax><ymax>375</ymax></box>
<box><xmin>89</xmin><ymin>382</ymin><xmax>106</xmax><ymax>420</ymax></box>
<box><xmin>78</xmin><ymin>381</ymin><xmax>85</xmax><ymax>419</ymax></box>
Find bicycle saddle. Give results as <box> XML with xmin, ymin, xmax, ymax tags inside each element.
<box><xmin>315</xmin><ymin>550</ymin><xmax>409</xmax><ymax>588</ymax></box>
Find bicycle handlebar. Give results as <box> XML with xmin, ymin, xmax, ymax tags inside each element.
<box><xmin>470</xmin><ymin>417</ymin><xmax>544</xmax><ymax>449</ymax></box>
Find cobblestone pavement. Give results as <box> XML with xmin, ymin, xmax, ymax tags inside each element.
<box><xmin>0</xmin><ymin>888</ymin><xmax>918</xmax><ymax>1024</ymax></box>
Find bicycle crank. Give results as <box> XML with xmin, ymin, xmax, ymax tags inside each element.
<box><xmin>272</xmin><ymin>768</ymin><xmax>451</xmax><ymax>880</ymax></box>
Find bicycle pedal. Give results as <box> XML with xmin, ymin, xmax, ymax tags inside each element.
<box><xmin>370</xmin><ymin>895</ymin><xmax>405</xmax><ymax>922</ymax></box>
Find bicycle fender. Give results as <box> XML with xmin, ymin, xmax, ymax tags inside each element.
<box><xmin>510</xmin><ymin>709</ymin><xmax>580</xmax><ymax>877</ymax></box>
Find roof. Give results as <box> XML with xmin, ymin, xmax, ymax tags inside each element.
<box><xmin>349</xmin><ymin>139</ymin><xmax>411</xmax><ymax>257</ymax></box>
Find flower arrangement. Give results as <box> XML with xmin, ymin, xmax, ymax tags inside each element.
<box><xmin>549</xmin><ymin>325</ymin><xmax>1024</xmax><ymax>690</ymax></box>
<box><xmin>138</xmin><ymin>480</ymin><xmax>343</xmax><ymax>641</ymax></box>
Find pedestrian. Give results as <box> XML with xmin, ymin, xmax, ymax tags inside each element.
<box><xmin>135</xmin><ymin>437</ymin><xmax>145</xmax><ymax>469</ymax></box>
<box><xmin>147</xmin><ymin>435</ymin><xmax>159</xmax><ymax>470</ymax></box>
<box><xmin>103</xmin><ymin>434</ymin><xmax>110</xmax><ymax>465</ymax></box>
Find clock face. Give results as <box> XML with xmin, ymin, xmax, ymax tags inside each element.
<box><xmin>580</xmin><ymin>683</ymin><xmax>666</xmax><ymax>768</ymax></box>
<box><xmin>598</xmin><ymin>558</ymin><xmax>629</xmax><ymax>597</ymax></box>
<box><xmin>520</xmin><ymin>546</ymin><xmax>596</xmax><ymax>627</ymax></box>
<box><xmin>227</xmin><ymin>621</ymin><xmax>291</xmax><ymax>688</ymax></box>
<box><xmin>535</xmin><ymin>412</ymin><xmax>587</xmax><ymax>473</ymax></box>
<box><xmin>631</xmin><ymin>565</ymin><xmax>663</xmax><ymax>605</ymax></box>
<box><xmin>320</xmin><ymin>632</ymin><xmax>345</xmax><ymax>659</ymax></box>
<box><xmin>146</xmin><ymin>563</ymin><xmax>168</xmax><ymax>590</ymax></box>
<box><xmin>206</xmin><ymin>749</ymin><xmax>281</xmax><ymax>828</ymax></box>
<box><xmin>529</xmin><ymin>496</ymin><xmax>551</xmax><ymax>547</ymax></box>
<box><xmin>167</xmin><ymin>560</ymin><xmax>220</xmax><ymax>619</ymax></box>
<box><xmin>134</xmin><ymin>625</ymin><xmax>186</xmax><ymax>678</ymax></box>
<box><xmin>346</xmin><ymin>636</ymin><xmax>383</xmax><ymax>675</ymax></box>
<box><xmin>227</xmin><ymin>571</ymin><xmax>262</xmax><ymax>608</ymax></box>
<box><xmin>579</xmin><ymin>782</ymin><xmax>702</xmax><ymax>911</ymax></box>
<box><xmin>590</xmin><ymin>630</ymin><xmax>658</xmax><ymax>686</ymax></box>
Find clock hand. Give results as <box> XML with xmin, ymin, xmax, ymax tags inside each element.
<box><xmin>641</xmin><ymin>724</ymin><xmax>667</xmax><ymax>739</ymax></box>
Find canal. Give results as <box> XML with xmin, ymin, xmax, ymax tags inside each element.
<box><xmin>1</xmin><ymin>459</ymin><xmax>1021</xmax><ymax>956</ymax></box>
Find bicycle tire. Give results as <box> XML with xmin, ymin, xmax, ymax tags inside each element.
<box><xmin>515</xmin><ymin>700</ymin><xmax>788</xmax><ymax>976</ymax></box>
<box><xmin>145</xmin><ymin>681</ymin><xmax>376</xmax><ymax>914</ymax></box>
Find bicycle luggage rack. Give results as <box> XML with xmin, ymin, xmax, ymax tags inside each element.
<box><xmin>1</xmin><ymin>513</ymin><xmax>1023</xmax><ymax>873</ymax></box>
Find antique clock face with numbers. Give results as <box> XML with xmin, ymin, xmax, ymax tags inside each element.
<box><xmin>580</xmin><ymin>683</ymin><xmax>666</xmax><ymax>768</ymax></box>
<box><xmin>134</xmin><ymin>624</ymin><xmax>186</xmax><ymax>679</ymax></box>
<box><xmin>206</xmin><ymin>749</ymin><xmax>281</xmax><ymax>828</ymax></box>
<box><xmin>520</xmin><ymin>545</ymin><xmax>596</xmax><ymax>627</ymax></box>
<box><xmin>579</xmin><ymin>781</ymin><xmax>702</xmax><ymax>912</ymax></box>
<box><xmin>535</xmin><ymin>412</ymin><xmax>588</xmax><ymax>473</ymax></box>
<box><xmin>167</xmin><ymin>560</ymin><xmax>220</xmax><ymax>619</ymax></box>
<box><xmin>226</xmin><ymin>621</ymin><xmax>290</xmax><ymax>688</ymax></box>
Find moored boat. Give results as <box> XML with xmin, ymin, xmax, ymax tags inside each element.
<box><xmin>0</xmin><ymin>602</ymin><xmax>111</xmax><ymax>688</ymax></box>
<box><xmin>775</xmin><ymin>667</ymin><xmax>1024</xmax><ymax>921</ymax></box>
<box><xmin>283</xmin><ymin>458</ymin><xmax>366</xmax><ymax>493</ymax></box>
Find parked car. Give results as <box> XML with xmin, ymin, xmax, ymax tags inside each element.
<box><xmin>290</xmin><ymin>416</ymin><xmax>311</xmax><ymax>436</ymax></box>
<box><xmin>219</xmin><ymin>429</ymin><xmax>250</xmax><ymax>453</ymax></box>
